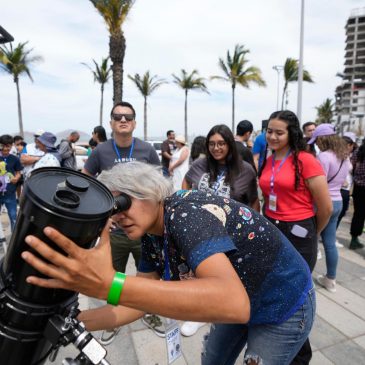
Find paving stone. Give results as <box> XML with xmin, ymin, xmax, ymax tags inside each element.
<box><xmin>310</xmin><ymin>316</ymin><xmax>346</xmax><ymax>350</ymax></box>
<box><xmin>340</xmin><ymin>277</ymin><xmax>365</xmax><ymax>298</ymax></box>
<box><xmin>354</xmin><ymin>335</ymin><xmax>365</xmax><ymax>350</ymax></box>
<box><xmin>310</xmin><ymin>351</ymin><xmax>334</xmax><ymax>365</ymax></box>
<box><xmin>316</xmin><ymin>292</ymin><xmax>365</xmax><ymax>337</ymax></box>
<box><xmin>317</xmin><ymin>284</ymin><xmax>365</xmax><ymax>320</ymax></box>
<box><xmin>132</xmin><ymin>328</ymin><xmax>187</xmax><ymax>365</ymax></box>
<box><xmin>321</xmin><ymin>340</ymin><xmax>365</xmax><ymax>365</ymax></box>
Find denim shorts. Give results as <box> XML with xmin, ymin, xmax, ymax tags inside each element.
<box><xmin>201</xmin><ymin>287</ymin><xmax>316</xmax><ymax>365</ymax></box>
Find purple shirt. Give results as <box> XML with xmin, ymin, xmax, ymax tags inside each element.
<box><xmin>317</xmin><ymin>151</ymin><xmax>350</xmax><ymax>201</ymax></box>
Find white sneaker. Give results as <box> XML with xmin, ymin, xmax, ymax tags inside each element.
<box><xmin>316</xmin><ymin>275</ymin><xmax>336</xmax><ymax>293</ymax></box>
<box><xmin>99</xmin><ymin>327</ymin><xmax>121</xmax><ymax>345</ymax></box>
<box><xmin>180</xmin><ymin>321</ymin><xmax>206</xmax><ymax>337</ymax></box>
<box><xmin>335</xmin><ymin>240</ymin><xmax>344</xmax><ymax>248</ymax></box>
<box><xmin>317</xmin><ymin>249</ymin><xmax>322</xmax><ymax>260</ymax></box>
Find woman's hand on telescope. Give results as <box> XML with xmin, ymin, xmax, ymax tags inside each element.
<box><xmin>21</xmin><ymin>220</ymin><xmax>116</xmax><ymax>300</ymax></box>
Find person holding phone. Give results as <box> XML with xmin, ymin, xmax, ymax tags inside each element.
<box><xmin>258</xmin><ymin>110</ymin><xmax>332</xmax><ymax>365</ymax></box>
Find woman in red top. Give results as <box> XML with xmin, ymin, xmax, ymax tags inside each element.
<box><xmin>258</xmin><ymin>110</ymin><xmax>332</xmax><ymax>365</ymax></box>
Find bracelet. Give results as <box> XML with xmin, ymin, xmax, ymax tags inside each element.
<box><xmin>107</xmin><ymin>272</ymin><xmax>126</xmax><ymax>305</ymax></box>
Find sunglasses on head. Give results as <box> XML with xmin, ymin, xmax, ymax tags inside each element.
<box><xmin>112</xmin><ymin>113</ymin><xmax>135</xmax><ymax>122</ymax></box>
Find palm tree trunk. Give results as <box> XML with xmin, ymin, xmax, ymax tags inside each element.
<box><xmin>281</xmin><ymin>83</ymin><xmax>287</xmax><ymax>110</ymax></box>
<box><xmin>232</xmin><ymin>85</ymin><xmax>235</xmax><ymax>132</ymax></box>
<box><xmin>109</xmin><ymin>32</ymin><xmax>126</xmax><ymax>104</ymax></box>
<box><xmin>15</xmin><ymin>78</ymin><xmax>24</xmax><ymax>137</ymax></box>
<box><xmin>144</xmin><ymin>96</ymin><xmax>147</xmax><ymax>141</ymax></box>
<box><xmin>100</xmin><ymin>84</ymin><xmax>104</xmax><ymax>126</ymax></box>
<box><xmin>184</xmin><ymin>89</ymin><xmax>188</xmax><ymax>142</ymax></box>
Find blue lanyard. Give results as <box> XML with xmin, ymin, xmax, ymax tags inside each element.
<box><xmin>113</xmin><ymin>138</ymin><xmax>135</xmax><ymax>161</ymax></box>
<box><xmin>270</xmin><ymin>149</ymin><xmax>291</xmax><ymax>192</ymax></box>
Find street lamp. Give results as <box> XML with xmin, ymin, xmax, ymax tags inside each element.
<box><xmin>273</xmin><ymin>65</ymin><xmax>284</xmax><ymax>110</ymax></box>
<box><xmin>297</xmin><ymin>0</ymin><xmax>305</xmax><ymax>122</ymax></box>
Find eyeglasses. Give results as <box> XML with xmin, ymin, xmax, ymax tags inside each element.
<box><xmin>112</xmin><ymin>113</ymin><xmax>135</xmax><ymax>122</ymax></box>
<box><xmin>208</xmin><ymin>141</ymin><xmax>227</xmax><ymax>149</ymax></box>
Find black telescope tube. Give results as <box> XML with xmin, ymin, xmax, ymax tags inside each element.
<box><xmin>0</xmin><ymin>168</ymin><xmax>115</xmax><ymax>365</ymax></box>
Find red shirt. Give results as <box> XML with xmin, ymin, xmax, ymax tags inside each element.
<box><xmin>259</xmin><ymin>151</ymin><xmax>325</xmax><ymax>221</ymax></box>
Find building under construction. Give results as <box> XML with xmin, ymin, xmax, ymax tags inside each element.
<box><xmin>335</xmin><ymin>8</ymin><xmax>365</xmax><ymax>136</ymax></box>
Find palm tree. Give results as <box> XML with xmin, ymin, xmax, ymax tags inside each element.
<box><xmin>82</xmin><ymin>57</ymin><xmax>112</xmax><ymax>126</ymax></box>
<box><xmin>211</xmin><ymin>44</ymin><xmax>266</xmax><ymax>132</ymax></box>
<box><xmin>128</xmin><ymin>71</ymin><xmax>166</xmax><ymax>140</ymax></box>
<box><xmin>172</xmin><ymin>69</ymin><xmax>209</xmax><ymax>142</ymax></box>
<box><xmin>0</xmin><ymin>42</ymin><xmax>42</xmax><ymax>136</ymax></box>
<box><xmin>281</xmin><ymin>57</ymin><xmax>313</xmax><ymax>110</ymax></box>
<box><xmin>90</xmin><ymin>0</ymin><xmax>135</xmax><ymax>104</ymax></box>
<box><xmin>315</xmin><ymin>98</ymin><xmax>334</xmax><ymax>124</ymax></box>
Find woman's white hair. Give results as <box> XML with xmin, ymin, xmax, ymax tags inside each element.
<box><xmin>98</xmin><ymin>161</ymin><xmax>174</xmax><ymax>202</ymax></box>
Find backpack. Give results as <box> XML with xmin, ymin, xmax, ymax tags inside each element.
<box><xmin>56</xmin><ymin>139</ymin><xmax>71</xmax><ymax>167</ymax></box>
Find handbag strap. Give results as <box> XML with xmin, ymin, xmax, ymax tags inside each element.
<box><xmin>327</xmin><ymin>159</ymin><xmax>344</xmax><ymax>183</ymax></box>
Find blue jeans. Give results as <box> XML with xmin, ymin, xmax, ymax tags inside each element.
<box><xmin>321</xmin><ymin>200</ymin><xmax>342</xmax><ymax>279</ymax></box>
<box><xmin>0</xmin><ymin>193</ymin><xmax>17</xmax><ymax>232</ymax></box>
<box><xmin>201</xmin><ymin>288</ymin><xmax>316</xmax><ymax>365</ymax></box>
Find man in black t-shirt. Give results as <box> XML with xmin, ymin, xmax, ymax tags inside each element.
<box><xmin>235</xmin><ymin>120</ymin><xmax>256</xmax><ymax>172</ymax></box>
<box><xmin>83</xmin><ymin>101</ymin><xmax>161</xmax><ymax>343</ymax></box>
<box><xmin>161</xmin><ymin>130</ymin><xmax>176</xmax><ymax>176</ymax></box>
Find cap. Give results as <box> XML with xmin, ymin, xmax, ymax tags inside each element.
<box><xmin>175</xmin><ymin>135</ymin><xmax>187</xmax><ymax>145</ymax></box>
<box><xmin>34</xmin><ymin>129</ymin><xmax>45</xmax><ymax>137</ymax></box>
<box><xmin>343</xmin><ymin>132</ymin><xmax>356</xmax><ymax>143</ymax></box>
<box><xmin>37</xmin><ymin>132</ymin><xmax>57</xmax><ymax>148</ymax></box>
<box><xmin>307</xmin><ymin>123</ymin><xmax>336</xmax><ymax>144</ymax></box>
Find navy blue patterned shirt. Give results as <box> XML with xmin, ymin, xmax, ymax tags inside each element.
<box><xmin>139</xmin><ymin>190</ymin><xmax>312</xmax><ymax>325</ymax></box>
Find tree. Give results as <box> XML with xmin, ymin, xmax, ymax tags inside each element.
<box><xmin>282</xmin><ymin>57</ymin><xmax>313</xmax><ymax>110</ymax></box>
<box><xmin>90</xmin><ymin>0</ymin><xmax>135</xmax><ymax>104</ymax></box>
<box><xmin>172</xmin><ymin>69</ymin><xmax>209</xmax><ymax>142</ymax></box>
<box><xmin>128</xmin><ymin>71</ymin><xmax>166</xmax><ymax>140</ymax></box>
<box><xmin>211</xmin><ymin>44</ymin><xmax>266</xmax><ymax>132</ymax></box>
<box><xmin>0</xmin><ymin>42</ymin><xmax>42</xmax><ymax>136</ymax></box>
<box><xmin>82</xmin><ymin>57</ymin><xmax>112</xmax><ymax>126</ymax></box>
<box><xmin>315</xmin><ymin>98</ymin><xmax>334</xmax><ymax>124</ymax></box>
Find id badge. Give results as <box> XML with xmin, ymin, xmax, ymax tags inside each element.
<box><xmin>269</xmin><ymin>193</ymin><xmax>277</xmax><ymax>211</ymax></box>
<box><xmin>165</xmin><ymin>318</ymin><xmax>182</xmax><ymax>364</ymax></box>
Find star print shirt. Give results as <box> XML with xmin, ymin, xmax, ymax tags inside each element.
<box><xmin>139</xmin><ymin>190</ymin><xmax>312</xmax><ymax>325</ymax></box>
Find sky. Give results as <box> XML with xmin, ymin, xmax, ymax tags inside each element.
<box><xmin>1</xmin><ymin>0</ymin><xmax>364</xmax><ymax>141</ymax></box>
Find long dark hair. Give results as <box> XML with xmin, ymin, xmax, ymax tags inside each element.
<box><xmin>206</xmin><ymin>124</ymin><xmax>242</xmax><ymax>185</ymax></box>
<box><xmin>191</xmin><ymin>136</ymin><xmax>207</xmax><ymax>161</ymax></box>
<box><xmin>93</xmin><ymin>126</ymin><xmax>107</xmax><ymax>142</ymax></box>
<box><xmin>258</xmin><ymin>110</ymin><xmax>307</xmax><ymax>190</ymax></box>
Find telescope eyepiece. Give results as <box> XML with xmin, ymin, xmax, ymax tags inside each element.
<box><xmin>113</xmin><ymin>193</ymin><xmax>132</xmax><ymax>214</ymax></box>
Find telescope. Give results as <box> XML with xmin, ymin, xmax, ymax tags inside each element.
<box><xmin>0</xmin><ymin>167</ymin><xmax>131</xmax><ymax>365</ymax></box>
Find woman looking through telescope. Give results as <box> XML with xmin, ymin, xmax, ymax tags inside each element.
<box><xmin>21</xmin><ymin>161</ymin><xmax>315</xmax><ymax>365</ymax></box>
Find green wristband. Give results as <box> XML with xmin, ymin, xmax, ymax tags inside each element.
<box><xmin>107</xmin><ymin>272</ymin><xmax>126</xmax><ymax>305</ymax></box>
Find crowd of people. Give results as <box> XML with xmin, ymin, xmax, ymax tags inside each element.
<box><xmin>1</xmin><ymin>101</ymin><xmax>365</xmax><ymax>365</ymax></box>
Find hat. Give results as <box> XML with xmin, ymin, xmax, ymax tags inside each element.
<box><xmin>34</xmin><ymin>129</ymin><xmax>45</xmax><ymax>137</ymax></box>
<box><xmin>343</xmin><ymin>131</ymin><xmax>356</xmax><ymax>143</ymax></box>
<box><xmin>175</xmin><ymin>135</ymin><xmax>187</xmax><ymax>145</ymax></box>
<box><xmin>307</xmin><ymin>123</ymin><xmax>336</xmax><ymax>144</ymax></box>
<box><xmin>37</xmin><ymin>132</ymin><xmax>57</xmax><ymax>148</ymax></box>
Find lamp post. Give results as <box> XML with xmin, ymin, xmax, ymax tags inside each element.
<box><xmin>273</xmin><ymin>65</ymin><xmax>284</xmax><ymax>110</ymax></box>
<box><xmin>297</xmin><ymin>0</ymin><xmax>305</xmax><ymax>122</ymax></box>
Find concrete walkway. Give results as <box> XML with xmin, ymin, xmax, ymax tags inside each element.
<box><xmin>1</xmin><ymin>207</ymin><xmax>364</xmax><ymax>365</ymax></box>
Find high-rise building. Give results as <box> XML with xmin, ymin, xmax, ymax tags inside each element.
<box><xmin>335</xmin><ymin>8</ymin><xmax>365</xmax><ymax>135</ymax></box>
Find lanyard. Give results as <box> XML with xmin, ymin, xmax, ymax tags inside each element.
<box><xmin>270</xmin><ymin>149</ymin><xmax>291</xmax><ymax>192</ymax></box>
<box><xmin>113</xmin><ymin>138</ymin><xmax>135</xmax><ymax>161</ymax></box>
